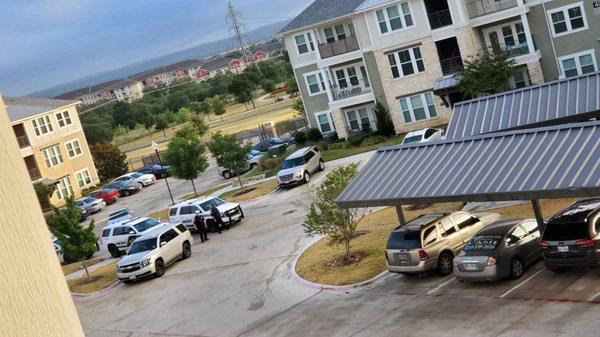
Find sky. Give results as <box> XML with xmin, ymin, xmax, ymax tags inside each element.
<box><xmin>0</xmin><ymin>0</ymin><xmax>312</xmax><ymax>96</ymax></box>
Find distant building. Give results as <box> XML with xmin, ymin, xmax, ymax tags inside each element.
<box><xmin>56</xmin><ymin>79</ymin><xmax>144</xmax><ymax>105</ymax></box>
<box><xmin>4</xmin><ymin>96</ymin><xmax>100</xmax><ymax>208</ymax></box>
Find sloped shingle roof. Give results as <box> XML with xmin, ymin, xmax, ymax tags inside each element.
<box><xmin>3</xmin><ymin>96</ymin><xmax>78</xmax><ymax>122</ymax></box>
<box><xmin>278</xmin><ymin>0</ymin><xmax>367</xmax><ymax>34</ymax></box>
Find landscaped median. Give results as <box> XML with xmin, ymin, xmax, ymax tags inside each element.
<box><xmin>67</xmin><ymin>261</ymin><xmax>119</xmax><ymax>295</ymax></box>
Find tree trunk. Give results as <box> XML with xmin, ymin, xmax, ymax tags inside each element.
<box><xmin>162</xmin><ymin>129</ymin><xmax>166</xmax><ymax>138</ymax></box>
<box><xmin>220</xmin><ymin>115</ymin><xmax>224</xmax><ymax>122</ymax></box>
<box><xmin>82</xmin><ymin>259</ymin><xmax>89</xmax><ymax>278</ymax></box>
<box><xmin>251</xmin><ymin>98</ymin><xmax>256</xmax><ymax>110</ymax></box>
<box><xmin>244</xmin><ymin>102</ymin><xmax>248</xmax><ymax>111</ymax></box>
<box><xmin>191</xmin><ymin>179</ymin><xmax>197</xmax><ymax>196</ymax></box>
<box><xmin>206</xmin><ymin>114</ymin><xmax>211</xmax><ymax>121</ymax></box>
<box><xmin>344</xmin><ymin>239</ymin><xmax>350</xmax><ymax>261</ymax></box>
<box><xmin>237</xmin><ymin>172</ymin><xmax>244</xmax><ymax>189</ymax></box>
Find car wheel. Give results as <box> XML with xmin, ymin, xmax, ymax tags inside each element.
<box><xmin>108</xmin><ymin>245</ymin><xmax>121</xmax><ymax>258</ymax></box>
<box><xmin>318</xmin><ymin>159</ymin><xmax>325</xmax><ymax>171</ymax></box>
<box><xmin>437</xmin><ymin>252</ymin><xmax>453</xmax><ymax>276</ymax></box>
<box><xmin>222</xmin><ymin>171</ymin><xmax>232</xmax><ymax>179</ymax></box>
<box><xmin>250</xmin><ymin>163</ymin><xmax>258</xmax><ymax>170</ymax></box>
<box><xmin>182</xmin><ymin>242</ymin><xmax>192</xmax><ymax>259</ymax></box>
<box><xmin>303</xmin><ymin>171</ymin><xmax>310</xmax><ymax>184</ymax></box>
<box><xmin>509</xmin><ymin>258</ymin><xmax>524</xmax><ymax>279</ymax></box>
<box><xmin>154</xmin><ymin>259</ymin><xmax>165</xmax><ymax>278</ymax></box>
<box><xmin>159</xmin><ymin>172</ymin><xmax>167</xmax><ymax>179</ymax></box>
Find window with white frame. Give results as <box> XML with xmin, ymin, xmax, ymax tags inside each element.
<box><xmin>75</xmin><ymin>169</ymin><xmax>92</xmax><ymax>188</ymax></box>
<box><xmin>32</xmin><ymin>115</ymin><xmax>54</xmax><ymax>136</ymax></box>
<box><xmin>315</xmin><ymin>112</ymin><xmax>333</xmax><ymax>133</ymax></box>
<box><xmin>547</xmin><ymin>2</ymin><xmax>587</xmax><ymax>37</ymax></box>
<box><xmin>56</xmin><ymin>111</ymin><xmax>72</xmax><ymax>127</ymax></box>
<box><xmin>387</xmin><ymin>46</ymin><xmax>425</xmax><ymax>79</ymax></box>
<box><xmin>305</xmin><ymin>71</ymin><xmax>327</xmax><ymax>95</ymax></box>
<box><xmin>65</xmin><ymin>139</ymin><xmax>82</xmax><ymax>158</ymax></box>
<box><xmin>294</xmin><ymin>32</ymin><xmax>315</xmax><ymax>55</ymax></box>
<box><xmin>559</xmin><ymin>50</ymin><xmax>597</xmax><ymax>78</ymax></box>
<box><xmin>376</xmin><ymin>2</ymin><xmax>413</xmax><ymax>34</ymax></box>
<box><xmin>398</xmin><ymin>92</ymin><xmax>437</xmax><ymax>123</ymax></box>
<box><xmin>42</xmin><ymin>145</ymin><xmax>64</xmax><ymax>168</ymax></box>
<box><xmin>345</xmin><ymin>107</ymin><xmax>376</xmax><ymax>132</ymax></box>
<box><xmin>509</xmin><ymin>67</ymin><xmax>531</xmax><ymax>89</ymax></box>
<box><xmin>56</xmin><ymin>176</ymin><xmax>73</xmax><ymax>200</ymax></box>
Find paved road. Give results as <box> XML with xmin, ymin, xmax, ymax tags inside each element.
<box><xmin>75</xmin><ymin>151</ymin><xmax>600</xmax><ymax>336</ymax></box>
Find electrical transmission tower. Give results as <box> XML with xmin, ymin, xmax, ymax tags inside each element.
<box><xmin>226</xmin><ymin>2</ymin><xmax>257</xmax><ymax>68</ymax></box>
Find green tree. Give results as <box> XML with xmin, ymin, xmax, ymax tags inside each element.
<box><xmin>90</xmin><ymin>142</ymin><xmax>129</xmax><ymax>181</ymax></box>
<box><xmin>33</xmin><ymin>182</ymin><xmax>56</xmax><ymax>210</ymax></box>
<box><xmin>293</xmin><ymin>99</ymin><xmax>304</xmax><ymax>115</ymax></box>
<box><xmin>188</xmin><ymin>114</ymin><xmax>209</xmax><ymax>138</ymax></box>
<box><xmin>189</xmin><ymin>101</ymin><xmax>212</xmax><ymax>121</ymax></box>
<box><xmin>207</xmin><ymin>132</ymin><xmax>251</xmax><ymax>188</ymax></box>
<box><xmin>163</xmin><ymin>126</ymin><xmax>209</xmax><ymax>194</ymax></box>
<box><xmin>286</xmin><ymin>76</ymin><xmax>298</xmax><ymax>93</ymax></box>
<box><xmin>303</xmin><ymin>163</ymin><xmax>365</xmax><ymax>260</ymax></box>
<box><xmin>111</xmin><ymin>101</ymin><xmax>137</xmax><ymax>130</ymax></box>
<box><xmin>211</xmin><ymin>96</ymin><xmax>226</xmax><ymax>122</ymax></box>
<box><xmin>261</xmin><ymin>79</ymin><xmax>276</xmax><ymax>93</ymax></box>
<box><xmin>83</xmin><ymin>122</ymin><xmax>114</xmax><ymax>144</ymax></box>
<box><xmin>48</xmin><ymin>199</ymin><xmax>97</xmax><ymax>277</ymax></box>
<box><xmin>374</xmin><ymin>102</ymin><xmax>395</xmax><ymax>137</ymax></box>
<box><xmin>154</xmin><ymin>114</ymin><xmax>170</xmax><ymax>138</ymax></box>
<box><xmin>459</xmin><ymin>50</ymin><xmax>516</xmax><ymax>99</ymax></box>
<box><xmin>229</xmin><ymin>75</ymin><xmax>256</xmax><ymax>109</ymax></box>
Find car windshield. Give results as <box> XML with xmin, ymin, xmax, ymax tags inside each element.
<box><xmin>464</xmin><ymin>234</ymin><xmax>503</xmax><ymax>251</ymax></box>
<box><xmin>249</xmin><ymin>150</ymin><xmax>261</xmax><ymax>156</ymax></box>
<box><xmin>542</xmin><ymin>222</ymin><xmax>590</xmax><ymax>241</ymax></box>
<box><xmin>403</xmin><ymin>135</ymin><xmax>423</xmax><ymax>144</ymax></box>
<box><xmin>199</xmin><ymin>198</ymin><xmax>225</xmax><ymax>211</ymax></box>
<box><xmin>102</xmin><ymin>188</ymin><xmax>113</xmax><ymax>193</ymax></box>
<box><xmin>128</xmin><ymin>239</ymin><xmax>157</xmax><ymax>254</ymax></box>
<box><xmin>83</xmin><ymin>197</ymin><xmax>95</xmax><ymax>203</ymax></box>
<box><xmin>387</xmin><ymin>226</ymin><xmax>422</xmax><ymax>249</ymax></box>
<box><xmin>131</xmin><ymin>173</ymin><xmax>142</xmax><ymax>178</ymax></box>
<box><xmin>282</xmin><ymin>157</ymin><xmax>304</xmax><ymax>169</ymax></box>
<box><xmin>133</xmin><ymin>219</ymin><xmax>161</xmax><ymax>232</ymax></box>
<box><xmin>108</xmin><ymin>209</ymin><xmax>129</xmax><ymax>220</ymax></box>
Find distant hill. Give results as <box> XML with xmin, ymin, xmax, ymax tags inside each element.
<box><xmin>29</xmin><ymin>20</ymin><xmax>290</xmax><ymax>99</ymax></box>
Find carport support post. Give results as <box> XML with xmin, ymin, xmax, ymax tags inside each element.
<box><xmin>531</xmin><ymin>200</ymin><xmax>544</xmax><ymax>228</ymax></box>
<box><xmin>395</xmin><ymin>205</ymin><xmax>406</xmax><ymax>226</ymax></box>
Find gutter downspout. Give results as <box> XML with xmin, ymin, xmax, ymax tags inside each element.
<box><xmin>541</xmin><ymin>1</ymin><xmax>561</xmax><ymax>79</ymax></box>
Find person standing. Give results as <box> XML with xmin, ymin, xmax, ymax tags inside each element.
<box><xmin>194</xmin><ymin>211</ymin><xmax>208</xmax><ymax>242</ymax></box>
<box><xmin>210</xmin><ymin>205</ymin><xmax>224</xmax><ymax>234</ymax></box>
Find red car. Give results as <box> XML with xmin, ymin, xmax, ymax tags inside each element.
<box><xmin>90</xmin><ymin>188</ymin><xmax>120</xmax><ymax>205</ymax></box>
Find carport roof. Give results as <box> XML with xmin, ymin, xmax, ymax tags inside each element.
<box><xmin>335</xmin><ymin>121</ymin><xmax>600</xmax><ymax>208</ymax></box>
<box><xmin>445</xmin><ymin>72</ymin><xmax>600</xmax><ymax>139</ymax></box>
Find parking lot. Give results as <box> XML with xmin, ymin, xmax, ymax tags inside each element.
<box><xmin>73</xmin><ymin>151</ymin><xmax>600</xmax><ymax>337</ymax></box>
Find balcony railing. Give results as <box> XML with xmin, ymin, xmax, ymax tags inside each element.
<box><xmin>331</xmin><ymin>79</ymin><xmax>372</xmax><ymax>101</ymax></box>
<box><xmin>428</xmin><ymin>9</ymin><xmax>453</xmax><ymax>30</ymax></box>
<box><xmin>440</xmin><ymin>56</ymin><xmax>464</xmax><ymax>75</ymax></box>
<box><xmin>28</xmin><ymin>167</ymin><xmax>42</xmax><ymax>181</ymax></box>
<box><xmin>318</xmin><ymin>36</ymin><xmax>360</xmax><ymax>59</ymax></box>
<box><xmin>484</xmin><ymin>42</ymin><xmax>530</xmax><ymax>58</ymax></box>
<box><xmin>16</xmin><ymin>135</ymin><xmax>31</xmax><ymax>149</ymax></box>
<box><xmin>465</xmin><ymin>0</ymin><xmax>518</xmax><ymax>19</ymax></box>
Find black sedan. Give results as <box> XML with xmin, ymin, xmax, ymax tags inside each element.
<box><xmin>104</xmin><ymin>181</ymin><xmax>143</xmax><ymax>197</ymax></box>
<box><xmin>137</xmin><ymin>164</ymin><xmax>171</xmax><ymax>179</ymax></box>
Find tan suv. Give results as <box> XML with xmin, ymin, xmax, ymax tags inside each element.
<box><xmin>277</xmin><ymin>146</ymin><xmax>324</xmax><ymax>187</ymax></box>
<box><xmin>385</xmin><ymin>212</ymin><xmax>492</xmax><ymax>276</ymax></box>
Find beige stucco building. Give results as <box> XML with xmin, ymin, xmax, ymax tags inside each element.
<box><xmin>5</xmin><ymin>96</ymin><xmax>100</xmax><ymax>207</ymax></box>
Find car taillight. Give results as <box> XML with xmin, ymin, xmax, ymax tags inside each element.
<box><xmin>539</xmin><ymin>241</ymin><xmax>550</xmax><ymax>249</ymax></box>
<box><xmin>418</xmin><ymin>250</ymin><xmax>428</xmax><ymax>261</ymax></box>
<box><xmin>486</xmin><ymin>257</ymin><xmax>496</xmax><ymax>266</ymax></box>
<box><xmin>575</xmin><ymin>239</ymin><xmax>597</xmax><ymax>248</ymax></box>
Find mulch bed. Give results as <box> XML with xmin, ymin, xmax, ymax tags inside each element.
<box><xmin>232</xmin><ymin>187</ymin><xmax>257</xmax><ymax>197</ymax></box>
<box><xmin>325</xmin><ymin>252</ymin><xmax>368</xmax><ymax>268</ymax></box>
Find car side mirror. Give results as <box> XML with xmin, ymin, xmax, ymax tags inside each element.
<box><xmin>130</xmin><ymin>211</ymin><xmax>135</xmax><ymax>216</ymax></box>
<box><xmin>129</xmin><ymin>231</ymin><xmax>135</xmax><ymax>235</ymax></box>
<box><xmin>160</xmin><ymin>241</ymin><xmax>167</xmax><ymax>247</ymax></box>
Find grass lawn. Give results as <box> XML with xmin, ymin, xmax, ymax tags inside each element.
<box><xmin>321</xmin><ymin>136</ymin><xmax>404</xmax><ymax>162</ymax></box>
<box><xmin>181</xmin><ymin>184</ymin><xmax>229</xmax><ymax>201</ymax></box>
<box><xmin>61</xmin><ymin>258</ymin><xmax>104</xmax><ymax>276</ymax></box>
<box><xmin>295</xmin><ymin>198</ymin><xmax>581</xmax><ymax>286</ymax></box>
<box><xmin>149</xmin><ymin>208</ymin><xmax>170</xmax><ymax>221</ymax></box>
<box><xmin>67</xmin><ymin>261</ymin><xmax>119</xmax><ymax>294</ymax></box>
<box><xmin>219</xmin><ymin>180</ymin><xmax>279</xmax><ymax>203</ymax></box>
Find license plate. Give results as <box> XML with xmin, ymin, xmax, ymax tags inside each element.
<box><xmin>558</xmin><ymin>246</ymin><xmax>569</xmax><ymax>252</ymax></box>
<box><xmin>464</xmin><ymin>263</ymin><xmax>478</xmax><ymax>271</ymax></box>
<box><xmin>129</xmin><ymin>275</ymin><xmax>136</xmax><ymax>280</ymax></box>
<box><xmin>394</xmin><ymin>253</ymin><xmax>410</xmax><ymax>263</ymax></box>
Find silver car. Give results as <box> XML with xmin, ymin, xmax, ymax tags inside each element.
<box><xmin>75</xmin><ymin>197</ymin><xmax>106</xmax><ymax>214</ymax></box>
<box><xmin>454</xmin><ymin>219</ymin><xmax>542</xmax><ymax>282</ymax></box>
<box><xmin>277</xmin><ymin>146</ymin><xmax>324</xmax><ymax>186</ymax></box>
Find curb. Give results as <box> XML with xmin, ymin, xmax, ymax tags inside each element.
<box><xmin>71</xmin><ymin>280</ymin><xmax>122</xmax><ymax>298</ymax></box>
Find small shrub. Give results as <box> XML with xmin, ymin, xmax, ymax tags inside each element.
<box><xmin>328</xmin><ymin>141</ymin><xmax>348</xmax><ymax>150</ymax></box>
<box><xmin>295</xmin><ymin>131</ymin><xmax>307</xmax><ymax>144</ymax></box>
<box><xmin>347</xmin><ymin>132</ymin><xmax>372</xmax><ymax>147</ymax></box>
<box><xmin>259</xmin><ymin>156</ymin><xmax>284</xmax><ymax>171</ymax></box>
<box><xmin>317</xmin><ymin>141</ymin><xmax>329</xmax><ymax>151</ymax></box>
<box><xmin>306</xmin><ymin>128</ymin><xmax>323</xmax><ymax>142</ymax></box>
<box><xmin>361</xmin><ymin>135</ymin><xmax>386</xmax><ymax>146</ymax></box>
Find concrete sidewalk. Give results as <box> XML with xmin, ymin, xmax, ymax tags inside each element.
<box><xmin>65</xmin><ymin>258</ymin><xmax>116</xmax><ymax>281</ymax></box>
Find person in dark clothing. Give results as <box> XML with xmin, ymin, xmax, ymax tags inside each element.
<box><xmin>210</xmin><ymin>205</ymin><xmax>225</xmax><ymax>234</ymax></box>
<box><xmin>193</xmin><ymin>211</ymin><xmax>208</xmax><ymax>242</ymax></box>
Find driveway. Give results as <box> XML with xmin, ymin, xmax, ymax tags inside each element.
<box><xmin>76</xmin><ymin>151</ymin><xmax>600</xmax><ymax>336</ymax></box>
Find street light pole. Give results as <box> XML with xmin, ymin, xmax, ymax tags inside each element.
<box><xmin>152</xmin><ymin>141</ymin><xmax>174</xmax><ymax>205</ymax></box>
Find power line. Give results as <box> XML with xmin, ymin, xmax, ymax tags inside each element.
<box><xmin>226</xmin><ymin>2</ymin><xmax>258</xmax><ymax>70</ymax></box>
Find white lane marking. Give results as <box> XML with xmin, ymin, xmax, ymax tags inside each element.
<box><xmin>426</xmin><ymin>277</ymin><xmax>455</xmax><ymax>295</ymax></box>
<box><xmin>500</xmin><ymin>269</ymin><xmax>543</xmax><ymax>298</ymax></box>
<box><xmin>587</xmin><ymin>291</ymin><xmax>600</xmax><ymax>302</ymax></box>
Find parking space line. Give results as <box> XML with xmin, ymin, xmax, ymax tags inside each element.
<box><xmin>426</xmin><ymin>277</ymin><xmax>454</xmax><ymax>295</ymax></box>
<box><xmin>500</xmin><ymin>269</ymin><xmax>543</xmax><ymax>298</ymax></box>
<box><xmin>587</xmin><ymin>291</ymin><xmax>600</xmax><ymax>302</ymax></box>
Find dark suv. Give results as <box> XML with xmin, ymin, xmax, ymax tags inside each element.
<box><xmin>540</xmin><ymin>199</ymin><xmax>600</xmax><ymax>272</ymax></box>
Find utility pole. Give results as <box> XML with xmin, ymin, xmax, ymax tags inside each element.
<box><xmin>226</xmin><ymin>2</ymin><xmax>258</xmax><ymax>70</ymax></box>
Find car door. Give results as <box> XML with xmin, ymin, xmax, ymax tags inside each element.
<box><xmin>506</xmin><ymin>225</ymin><xmax>528</xmax><ymax>261</ymax></box>
<box><xmin>159</xmin><ymin>229</ymin><xmax>180</xmax><ymax>263</ymax></box>
<box><xmin>520</xmin><ymin>221</ymin><xmax>542</xmax><ymax>265</ymax></box>
<box><xmin>304</xmin><ymin>150</ymin><xmax>316</xmax><ymax>172</ymax></box>
<box><xmin>438</xmin><ymin>218</ymin><xmax>463</xmax><ymax>254</ymax></box>
<box><xmin>452</xmin><ymin>213</ymin><xmax>480</xmax><ymax>244</ymax></box>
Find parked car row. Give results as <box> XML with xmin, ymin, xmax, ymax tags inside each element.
<box><xmin>386</xmin><ymin>199</ymin><xmax>600</xmax><ymax>282</ymax></box>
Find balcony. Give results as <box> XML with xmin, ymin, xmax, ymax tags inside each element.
<box><xmin>28</xmin><ymin>167</ymin><xmax>42</xmax><ymax>181</ymax></box>
<box><xmin>440</xmin><ymin>56</ymin><xmax>464</xmax><ymax>75</ymax></box>
<box><xmin>331</xmin><ymin>79</ymin><xmax>372</xmax><ymax>101</ymax></box>
<box><xmin>484</xmin><ymin>41</ymin><xmax>531</xmax><ymax>58</ymax></box>
<box><xmin>16</xmin><ymin>135</ymin><xmax>31</xmax><ymax>149</ymax></box>
<box><xmin>318</xmin><ymin>36</ymin><xmax>360</xmax><ymax>59</ymax></box>
<box><xmin>465</xmin><ymin>0</ymin><xmax>518</xmax><ymax>19</ymax></box>
<box><xmin>428</xmin><ymin>9</ymin><xmax>453</xmax><ymax>30</ymax></box>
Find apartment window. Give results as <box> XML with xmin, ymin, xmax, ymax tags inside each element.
<box><xmin>509</xmin><ymin>68</ymin><xmax>531</xmax><ymax>89</ymax></box>
<box><xmin>42</xmin><ymin>145</ymin><xmax>64</xmax><ymax>168</ymax></box>
<box><xmin>399</xmin><ymin>92</ymin><xmax>437</xmax><ymax>123</ymax></box>
<box><xmin>376</xmin><ymin>2</ymin><xmax>413</xmax><ymax>34</ymax></box>
<box><xmin>65</xmin><ymin>139</ymin><xmax>82</xmax><ymax>158</ymax></box>
<box><xmin>388</xmin><ymin>47</ymin><xmax>425</xmax><ymax>79</ymax></box>
<box><xmin>56</xmin><ymin>176</ymin><xmax>74</xmax><ymax>200</ymax></box>
<box><xmin>75</xmin><ymin>169</ymin><xmax>92</xmax><ymax>188</ymax></box>
<box><xmin>346</xmin><ymin>107</ymin><xmax>375</xmax><ymax>132</ymax></box>
<box><xmin>56</xmin><ymin>111</ymin><xmax>72</xmax><ymax>127</ymax></box>
<box><xmin>548</xmin><ymin>2</ymin><xmax>587</xmax><ymax>37</ymax></box>
<box><xmin>294</xmin><ymin>33</ymin><xmax>315</xmax><ymax>55</ymax></box>
<box><xmin>305</xmin><ymin>71</ymin><xmax>326</xmax><ymax>95</ymax></box>
<box><xmin>315</xmin><ymin>112</ymin><xmax>333</xmax><ymax>133</ymax></box>
<box><xmin>31</xmin><ymin>115</ymin><xmax>54</xmax><ymax>136</ymax></box>
<box><xmin>559</xmin><ymin>50</ymin><xmax>597</xmax><ymax>77</ymax></box>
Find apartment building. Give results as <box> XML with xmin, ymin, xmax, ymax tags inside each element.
<box><xmin>4</xmin><ymin>96</ymin><xmax>100</xmax><ymax>208</ymax></box>
<box><xmin>280</xmin><ymin>0</ymin><xmax>599</xmax><ymax>138</ymax></box>
<box><xmin>57</xmin><ymin>79</ymin><xmax>145</xmax><ymax>105</ymax></box>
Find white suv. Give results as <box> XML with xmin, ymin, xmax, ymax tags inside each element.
<box><xmin>277</xmin><ymin>146</ymin><xmax>324</xmax><ymax>187</ymax></box>
<box><xmin>168</xmin><ymin>197</ymin><xmax>244</xmax><ymax>232</ymax></box>
<box><xmin>100</xmin><ymin>217</ymin><xmax>164</xmax><ymax>258</ymax></box>
<box><xmin>117</xmin><ymin>223</ymin><xmax>193</xmax><ymax>284</ymax></box>
<box><xmin>107</xmin><ymin>208</ymin><xmax>135</xmax><ymax>226</ymax></box>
